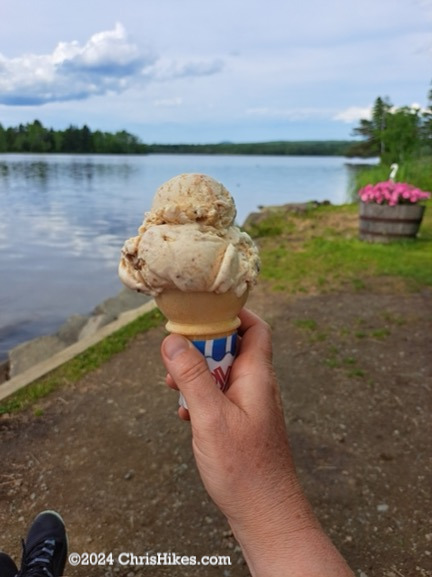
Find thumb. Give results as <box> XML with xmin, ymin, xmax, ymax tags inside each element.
<box><xmin>161</xmin><ymin>334</ymin><xmax>222</xmax><ymax>411</ymax></box>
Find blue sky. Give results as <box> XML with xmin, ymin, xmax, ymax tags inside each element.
<box><xmin>0</xmin><ymin>0</ymin><xmax>431</xmax><ymax>143</ymax></box>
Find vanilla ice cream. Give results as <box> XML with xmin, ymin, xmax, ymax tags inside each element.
<box><xmin>119</xmin><ymin>173</ymin><xmax>260</xmax><ymax>297</ymax></box>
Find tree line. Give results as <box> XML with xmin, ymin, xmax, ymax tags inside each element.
<box><xmin>346</xmin><ymin>84</ymin><xmax>432</xmax><ymax>163</ymax></box>
<box><xmin>147</xmin><ymin>140</ymin><xmax>353</xmax><ymax>156</ymax></box>
<box><xmin>0</xmin><ymin>120</ymin><xmax>148</xmax><ymax>154</ymax></box>
<box><xmin>0</xmin><ymin>120</ymin><xmax>354</xmax><ymax>156</ymax></box>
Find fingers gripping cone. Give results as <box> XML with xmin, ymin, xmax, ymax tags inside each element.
<box><xmin>156</xmin><ymin>289</ymin><xmax>248</xmax><ymax>407</ymax></box>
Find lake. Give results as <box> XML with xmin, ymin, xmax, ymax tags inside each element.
<box><xmin>0</xmin><ymin>153</ymin><xmax>369</xmax><ymax>359</ymax></box>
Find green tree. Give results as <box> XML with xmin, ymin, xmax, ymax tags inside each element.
<box><xmin>381</xmin><ymin>106</ymin><xmax>422</xmax><ymax>164</ymax></box>
<box><xmin>348</xmin><ymin>96</ymin><xmax>392</xmax><ymax>157</ymax></box>
<box><xmin>27</xmin><ymin>120</ymin><xmax>52</xmax><ymax>152</ymax></box>
<box><xmin>81</xmin><ymin>125</ymin><xmax>93</xmax><ymax>153</ymax></box>
<box><xmin>0</xmin><ymin>123</ymin><xmax>6</xmax><ymax>152</ymax></box>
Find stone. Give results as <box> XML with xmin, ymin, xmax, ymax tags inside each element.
<box><xmin>56</xmin><ymin>314</ymin><xmax>88</xmax><ymax>345</ymax></box>
<box><xmin>93</xmin><ymin>288</ymin><xmax>149</xmax><ymax>322</ymax></box>
<box><xmin>8</xmin><ymin>335</ymin><xmax>66</xmax><ymax>377</ymax></box>
<box><xmin>78</xmin><ymin>314</ymin><xmax>110</xmax><ymax>341</ymax></box>
<box><xmin>0</xmin><ymin>360</ymin><xmax>9</xmax><ymax>384</ymax></box>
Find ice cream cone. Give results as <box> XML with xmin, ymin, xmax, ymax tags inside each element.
<box><xmin>156</xmin><ymin>289</ymin><xmax>249</xmax><ymax>405</ymax></box>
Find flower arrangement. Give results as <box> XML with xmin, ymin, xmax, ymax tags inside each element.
<box><xmin>359</xmin><ymin>181</ymin><xmax>430</xmax><ymax>207</ymax></box>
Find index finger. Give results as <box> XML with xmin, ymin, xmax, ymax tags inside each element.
<box><xmin>238</xmin><ymin>308</ymin><xmax>269</xmax><ymax>335</ymax></box>
<box><xmin>237</xmin><ymin>308</ymin><xmax>273</xmax><ymax>362</ymax></box>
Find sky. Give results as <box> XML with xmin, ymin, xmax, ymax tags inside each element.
<box><xmin>0</xmin><ymin>0</ymin><xmax>431</xmax><ymax>144</ymax></box>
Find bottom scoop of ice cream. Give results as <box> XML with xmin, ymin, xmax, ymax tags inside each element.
<box><xmin>119</xmin><ymin>173</ymin><xmax>260</xmax><ymax>297</ymax></box>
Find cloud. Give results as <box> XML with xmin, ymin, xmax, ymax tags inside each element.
<box><xmin>0</xmin><ymin>23</ymin><xmax>224</xmax><ymax>106</ymax></box>
<box><xmin>148</xmin><ymin>57</ymin><xmax>224</xmax><ymax>81</ymax></box>
<box><xmin>56</xmin><ymin>23</ymin><xmax>145</xmax><ymax>76</ymax></box>
<box><xmin>333</xmin><ymin>106</ymin><xmax>372</xmax><ymax>123</ymax></box>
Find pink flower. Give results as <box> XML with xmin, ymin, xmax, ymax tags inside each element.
<box><xmin>358</xmin><ymin>180</ymin><xmax>430</xmax><ymax>206</ymax></box>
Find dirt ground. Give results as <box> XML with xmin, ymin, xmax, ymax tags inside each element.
<box><xmin>0</xmin><ymin>281</ymin><xmax>431</xmax><ymax>577</ymax></box>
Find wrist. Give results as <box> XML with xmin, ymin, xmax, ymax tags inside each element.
<box><xmin>228</xmin><ymin>484</ymin><xmax>353</xmax><ymax>577</ymax></box>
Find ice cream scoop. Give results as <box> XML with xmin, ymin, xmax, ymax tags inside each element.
<box><xmin>119</xmin><ymin>173</ymin><xmax>260</xmax><ymax>405</ymax></box>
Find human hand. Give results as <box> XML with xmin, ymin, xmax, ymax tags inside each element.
<box><xmin>160</xmin><ymin>309</ymin><xmax>353</xmax><ymax>577</ymax></box>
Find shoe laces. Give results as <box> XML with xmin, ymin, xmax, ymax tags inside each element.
<box><xmin>17</xmin><ymin>538</ymin><xmax>56</xmax><ymax>577</ymax></box>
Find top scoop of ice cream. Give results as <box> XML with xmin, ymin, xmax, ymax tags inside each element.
<box><xmin>119</xmin><ymin>173</ymin><xmax>260</xmax><ymax>297</ymax></box>
<box><xmin>143</xmin><ymin>173</ymin><xmax>236</xmax><ymax>229</ymax></box>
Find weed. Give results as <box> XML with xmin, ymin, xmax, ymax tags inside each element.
<box><xmin>371</xmin><ymin>328</ymin><xmax>391</xmax><ymax>339</ymax></box>
<box><xmin>294</xmin><ymin>319</ymin><xmax>318</xmax><ymax>331</ymax></box>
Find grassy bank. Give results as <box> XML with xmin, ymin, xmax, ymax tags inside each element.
<box><xmin>245</xmin><ymin>200</ymin><xmax>432</xmax><ymax>294</ymax></box>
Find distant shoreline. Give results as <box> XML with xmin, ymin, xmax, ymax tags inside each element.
<box><xmin>0</xmin><ymin>120</ymin><xmax>371</xmax><ymax>157</ymax></box>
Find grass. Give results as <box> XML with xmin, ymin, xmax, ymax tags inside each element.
<box><xmin>245</xmin><ymin>199</ymin><xmax>432</xmax><ymax>294</ymax></box>
<box><xmin>0</xmin><ymin>308</ymin><xmax>164</xmax><ymax>415</ymax></box>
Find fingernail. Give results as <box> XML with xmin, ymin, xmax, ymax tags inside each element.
<box><xmin>164</xmin><ymin>334</ymin><xmax>190</xmax><ymax>360</ymax></box>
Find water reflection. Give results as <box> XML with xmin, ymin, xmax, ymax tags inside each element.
<box><xmin>0</xmin><ymin>155</ymin><xmax>137</xmax><ymax>188</ymax></box>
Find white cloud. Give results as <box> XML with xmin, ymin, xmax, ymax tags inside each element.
<box><xmin>148</xmin><ymin>57</ymin><xmax>224</xmax><ymax>81</ymax></box>
<box><xmin>55</xmin><ymin>23</ymin><xmax>144</xmax><ymax>73</ymax></box>
<box><xmin>0</xmin><ymin>23</ymin><xmax>224</xmax><ymax>106</ymax></box>
<box><xmin>333</xmin><ymin>106</ymin><xmax>372</xmax><ymax>123</ymax></box>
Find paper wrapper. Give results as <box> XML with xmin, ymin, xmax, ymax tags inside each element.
<box><xmin>155</xmin><ymin>289</ymin><xmax>248</xmax><ymax>408</ymax></box>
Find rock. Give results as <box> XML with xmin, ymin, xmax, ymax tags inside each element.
<box><xmin>56</xmin><ymin>314</ymin><xmax>89</xmax><ymax>345</ymax></box>
<box><xmin>243</xmin><ymin>200</ymin><xmax>331</xmax><ymax>228</ymax></box>
<box><xmin>8</xmin><ymin>335</ymin><xmax>66</xmax><ymax>378</ymax></box>
<box><xmin>4</xmin><ymin>287</ymin><xmax>151</xmax><ymax>379</ymax></box>
<box><xmin>0</xmin><ymin>360</ymin><xmax>9</xmax><ymax>385</ymax></box>
<box><xmin>78</xmin><ymin>314</ymin><xmax>110</xmax><ymax>341</ymax></box>
<box><xmin>93</xmin><ymin>288</ymin><xmax>149</xmax><ymax>323</ymax></box>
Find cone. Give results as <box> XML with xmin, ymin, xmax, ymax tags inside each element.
<box><xmin>156</xmin><ymin>289</ymin><xmax>249</xmax><ymax>405</ymax></box>
<box><xmin>155</xmin><ymin>289</ymin><xmax>248</xmax><ymax>340</ymax></box>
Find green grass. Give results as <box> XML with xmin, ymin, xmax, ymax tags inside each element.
<box><xmin>0</xmin><ymin>308</ymin><xmax>164</xmax><ymax>415</ymax></box>
<box><xmin>294</xmin><ymin>319</ymin><xmax>318</xmax><ymax>331</ymax></box>
<box><xmin>247</xmin><ymin>199</ymin><xmax>432</xmax><ymax>293</ymax></box>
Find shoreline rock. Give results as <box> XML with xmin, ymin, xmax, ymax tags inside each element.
<box><xmin>242</xmin><ymin>200</ymin><xmax>331</xmax><ymax>228</ymax></box>
<box><xmin>2</xmin><ymin>288</ymin><xmax>150</xmax><ymax>384</ymax></box>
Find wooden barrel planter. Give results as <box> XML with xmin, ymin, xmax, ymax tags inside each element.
<box><xmin>359</xmin><ymin>202</ymin><xmax>426</xmax><ymax>243</ymax></box>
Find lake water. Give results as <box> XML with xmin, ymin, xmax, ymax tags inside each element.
<box><xmin>0</xmin><ymin>153</ymin><xmax>368</xmax><ymax>359</ymax></box>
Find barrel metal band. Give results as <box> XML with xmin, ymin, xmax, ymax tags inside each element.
<box><xmin>359</xmin><ymin>227</ymin><xmax>417</xmax><ymax>237</ymax></box>
<box><xmin>360</xmin><ymin>215</ymin><xmax>421</xmax><ymax>224</ymax></box>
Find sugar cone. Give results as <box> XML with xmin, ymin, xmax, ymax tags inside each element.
<box><xmin>156</xmin><ymin>289</ymin><xmax>249</xmax><ymax>406</ymax></box>
<box><xmin>155</xmin><ymin>289</ymin><xmax>248</xmax><ymax>340</ymax></box>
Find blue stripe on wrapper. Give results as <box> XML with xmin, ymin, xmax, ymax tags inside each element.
<box><xmin>192</xmin><ymin>333</ymin><xmax>238</xmax><ymax>361</ymax></box>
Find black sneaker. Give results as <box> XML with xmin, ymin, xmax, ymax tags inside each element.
<box><xmin>17</xmin><ymin>510</ymin><xmax>67</xmax><ymax>577</ymax></box>
<box><xmin>0</xmin><ymin>551</ymin><xmax>18</xmax><ymax>577</ymax></box>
